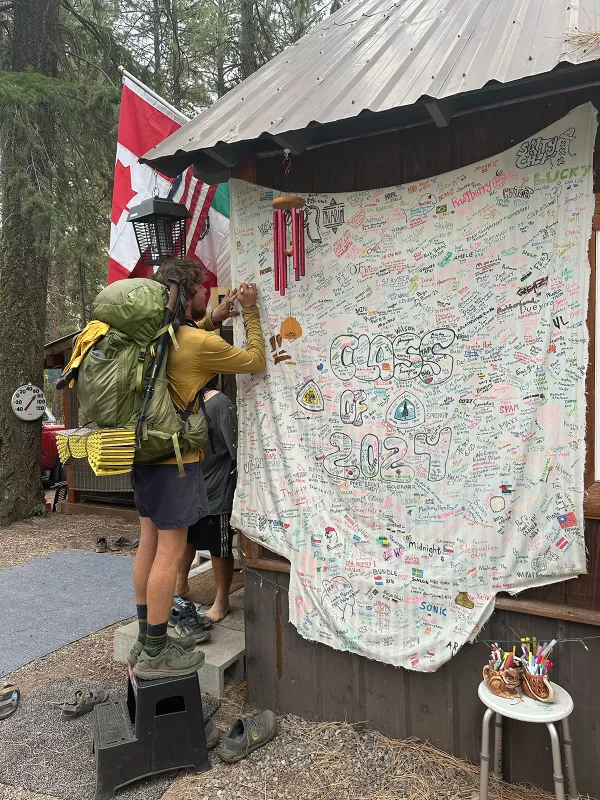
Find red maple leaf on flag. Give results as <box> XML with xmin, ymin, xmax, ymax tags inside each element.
<box><xmin>111</xmin><ymin>160</ymin><xmax>136</xmax><ymax>225</ymax></box>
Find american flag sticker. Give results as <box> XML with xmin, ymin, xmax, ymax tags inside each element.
<box><xmin>557</xmin><ymin>512</ymin><xmax>577</xmax><ymax>529</ymax></box>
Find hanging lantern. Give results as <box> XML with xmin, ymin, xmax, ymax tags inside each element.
<box><xmin>127</xmin><ymin>197</ymin><xmax>191</xmax><ymax>266</ymax></box>
<box><xmin>272</xmin><ymin>195</ymin><xmax>306</xmax><ymax>297</ymax></box>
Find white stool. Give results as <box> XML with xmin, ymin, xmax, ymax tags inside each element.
<box><xmin>478</xmin><ymin>680</ymin><xmax>579</xmax><ymax>800</ymax></box>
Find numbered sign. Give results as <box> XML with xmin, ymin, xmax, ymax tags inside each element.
<box><xmin>11</xmin><ymin>384</ymin><xmax>46</xmax><ymax>421</ymax></box>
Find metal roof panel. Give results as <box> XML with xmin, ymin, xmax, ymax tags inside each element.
<box><xmin>143</xmin><ymin>0</ymin><xmax>600</xmax><ymax>170</ymax></box>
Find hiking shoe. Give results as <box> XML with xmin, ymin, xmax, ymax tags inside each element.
<box><xmin>110</xmin><ymin>536</ymin><xmax>139</xmax><ymax>551</ymax></box>
<box><xmin>94</xmin><ymin>537</ymin><xmax>107</xmax><ymax>553</ymax></box>
<box><xmin>173</xmin><ymin>595</ymin><xmax>204</xmax><ymax>615</ymax></box>
<box><xmin>205</xmin><ymin>717</ymin><xmax>220</xmax><ymax>750</ymax></box>
<box><xmin>217</xmin><ymin>710</ymin><xmax>277</xmax><ymax>763</ymax></box>
<box><xmin>127</xmin><ymin>634</ymin><xmax>197</xmax><ymax>667</ymax></box>
<box><xmin>127</xmin><ymin>640</ymin><xmax>144</xmax><ymax>667</ymax></box>
<box><xmin>175</xmin><ymin>615</ymin><xmax>212</xmax><ymax>644</ymax></box>
<box><xmin>169</xmin><ymin>599</ymin><xmax>212</xmax><ymax>629</ymax></box>
<box><xmin>133</xmin><ymin>640</ymin><xmax>206</xmax><ymax>680</ymax></box>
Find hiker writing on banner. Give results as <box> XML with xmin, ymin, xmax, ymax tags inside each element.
<box><xmin>130</xmin><ymin>258</ymin><xmax>265</xmax><ymax>681</ymax></box>
<box><xmin>174</xmin><ymin>374</ymin><xmax>238</xmax><ymax>623</ymax></box>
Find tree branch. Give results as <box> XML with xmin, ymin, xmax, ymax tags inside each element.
<box><xmin>63</xmin><ymin>50</ymin><xmax>117</xmax><ymax>86</ymax></box>
<box><xmin>60</xmin><ymin>0</ymin><xmax>110</xmax><ymax>56</ymax></box>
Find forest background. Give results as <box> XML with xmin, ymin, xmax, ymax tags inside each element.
<box><xmin>0</xmin><ymin>0</ymin><xmax>342</xmax><ymax>523</ymax></box>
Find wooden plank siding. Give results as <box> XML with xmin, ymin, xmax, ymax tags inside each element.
<box><xmin>245</xmin><ymin>570</ymin><xmax>600</xmax><ymax>795</ymax></box>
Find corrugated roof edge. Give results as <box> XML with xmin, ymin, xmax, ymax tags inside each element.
<box><xmin>141</xmin><ymin>60</ymin><xmax>600</xmax><ymax>181</ymax></box>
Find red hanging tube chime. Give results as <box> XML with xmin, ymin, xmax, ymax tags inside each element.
<box><xmin>272</xmin><ymin>195</ymin><xmax>306</xmax><ymax>297</ymax></box>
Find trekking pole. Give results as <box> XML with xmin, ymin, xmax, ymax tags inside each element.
<box><xmin>135</xmin><ymin>279</ymin><xmax>181</xmax><ymax>448</ymax></box>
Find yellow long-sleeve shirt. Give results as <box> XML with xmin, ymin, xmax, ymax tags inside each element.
<box><xmin>162</xmin><ymin>307</ymin><xmax>266</xmax><ymax>464</ymax></box>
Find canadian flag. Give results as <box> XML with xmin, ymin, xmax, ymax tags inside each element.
<box><xmin>108</xmin><ymin>75</ymin><xmax>186</xmax><ymax>283</ymax></box>
<box><xmin>108</xmin><ymin>75</ymin><xmax>229</xmax><ymax>290</ymax></box>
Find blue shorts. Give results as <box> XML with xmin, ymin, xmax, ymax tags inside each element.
<box><xmin>131</xmin><ymin>462</ymin><xmax>209</xmax><ymax>530</ymax></box>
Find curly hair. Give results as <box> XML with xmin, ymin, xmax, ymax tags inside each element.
<box><xmin>154</xmin><ymin>258</ymin><xmax>206</xmax><ymax>300</ymax></box>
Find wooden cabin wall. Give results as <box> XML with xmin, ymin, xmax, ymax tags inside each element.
<box><xmin>245</xmin><ymin>570</ymin><xmax>600</xmax><ymax>795</ymax></box>
<box><xmin>256</xmin><ymin>89</ymin><xmax>600</xmax><ymax>194</ymax></box>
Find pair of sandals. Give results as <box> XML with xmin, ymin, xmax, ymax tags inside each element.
<box><xmin>1</xmin><ymin>685</ymin><xmax>109</xmax><ymax>723</ymax></box>
<box><xmin>51</xmin><ymin>689</ymin><xmax>109</xmax><ymax>720</ymax></box>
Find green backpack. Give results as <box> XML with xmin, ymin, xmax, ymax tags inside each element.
<box><xmin>75</xmin><ymin>278</ymin><xmax>209</xmax><ymax>472</ymax></box>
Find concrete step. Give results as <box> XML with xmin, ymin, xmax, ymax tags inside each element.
<box><xmin>114</xmin><ymin>597</ymin><xmax>245</xmax><ymax>698</ymax></box>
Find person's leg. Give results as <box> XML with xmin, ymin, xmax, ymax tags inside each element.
<box><xmin>131</xmin><ymin>462</ymin><xmax>208</xmax><ymax>678</ymax></box>
<box><xmin>135</xmin><ymin>524</ymin><xmax>208</xmax><ymax>676</ymax></box>
<box><xmin>205</xmin><ymin>515</ymin><xmax>235</xmax><ymax>622</ymax></box>
<box><xmin>206</xmin><ymin>554</ymin><xmax>234</xmax><ymax>622</ymax></box>
<box><xmin>132</xmin><ymin>516</ymin><xmax>158</xmax><ymax>644</ymax></box>
<box><xmin>144</xmin><ymin>526</ymin><xmax>188</xmax><ymax>655</ymax></box>
<box><xmin>147</xmin><ymin>527</ymin><xmax>189</xmax><ymax>624</ymax></box>
<box><xmin>175</xmin><ymin>543</ymin><xmax>197</xmax><ymax>597</ymax></box>
<box><xmin>133</xmin><ymin>516</ymin><xmax>159</xmax><ymax>605</ymax></box>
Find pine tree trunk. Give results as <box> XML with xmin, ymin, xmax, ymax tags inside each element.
<box><xmin>0</xmin><ymin>0</ymin><xmax>59</xmax><ymax>524</ymax></box>
<box><xmin>240</xmin><ymin>0</ymin><xmax>257</xmax><ymax>80</ymax></box>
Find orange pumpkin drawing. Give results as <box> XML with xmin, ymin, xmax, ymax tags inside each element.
<box><xmin>280</xmin><ymin>316</ymin><xmax>303</xmax><ymax>340</ymax></box>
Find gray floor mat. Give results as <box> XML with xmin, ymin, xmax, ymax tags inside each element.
<box><xmin>0</xmin><ymin>550</ymin><xmax>136</xmax><ymax>676</ymax></box>
<box><xmin>0</xmin><ymin>676</ymin><xmax>219</xmax><ymax>800</ymax></box>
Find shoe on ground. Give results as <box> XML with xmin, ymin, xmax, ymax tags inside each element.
<box><xmin>110</xmin><ymin>536</ymin><xmax>139</xmax><ymax>551</ymax></box>
<box><xmin>175</xmin><ymin>615</ymin><xmax>212</xmax><ymax>644</ymax></box>
<box><xmin>217</xmin><ymin>710</ymin><xmax>277</xmax><ymax>763</ymax></box>
<box><xmin>205</xmin><ymin>717</ymin><xmax>220</xmax><ymax>750</ymax></box>
<box><xmin>94</xmin><ymin>537</ymin><xmax>107</xmax><ymax>553</ymax></box>
<box><xmin>133</xmin><ymin>640</ymin><xmax>206</xmax><ymax>680</ymax></box>
<box><xmin>127</xmin><ymin>633</ymin><xmax>197</xmax><ymax>667</ymax></box>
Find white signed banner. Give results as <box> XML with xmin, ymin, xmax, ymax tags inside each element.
<box><xmin>231</xmin><ymin>103</ymin><xmax>596</xmax><ymax>671</ymax></box>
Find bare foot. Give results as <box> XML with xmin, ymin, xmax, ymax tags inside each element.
<box><xmin>205</xmin><ymin>602</ymin><xmax>230</xmax><ymax>623</ymax></box>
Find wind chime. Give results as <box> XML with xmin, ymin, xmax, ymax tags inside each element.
<box><xmin>272</xmin><ymin>194</ymin><xmax>306</xmax><ymax>297</ymax></box>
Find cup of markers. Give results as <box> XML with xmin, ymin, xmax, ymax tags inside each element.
<box><xmin>520</xmin><ymin>639</ymin><xmax>555</xmax><ymax>703</ymax></box>
<box><xmin>483</xmin><ymin>646</ymin><xmax>521</xmax><ymax>699</ymax></box>
<box><xmin>484</xmin><ymin>639</ymin><xmax>556</xmax><ymax>703</ymax></box>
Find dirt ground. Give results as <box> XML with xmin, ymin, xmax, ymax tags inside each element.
<box><xmin>0</xmin><ymin>513</ymin><xmax>592</xmax><ymax>800</ymax></box>
<box><xmin>0</xmin><ymin>512</ymin><xmax>139</xmax><ymax>570</ymax></box>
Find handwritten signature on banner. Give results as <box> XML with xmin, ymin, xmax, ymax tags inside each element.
<box><xmin>230</xmin><ymin>103</ymin><xmax>596</xmax><ymax>672</ymax></box>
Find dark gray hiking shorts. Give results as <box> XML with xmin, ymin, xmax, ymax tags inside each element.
<box><xmin>130</xmin><ymin>462</ymin><xmax>209</xmax><ymax>531</ymax></box>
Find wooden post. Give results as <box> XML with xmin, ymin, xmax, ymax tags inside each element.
<box><xmin>239</xmin><ymin>533</ymin><xmax>261</xmax><ymax>565</ymax></box>
<box><xmin>61</xmin><ymin>348</ymin><xmax>80</xmax><ymax>504</ymax></box>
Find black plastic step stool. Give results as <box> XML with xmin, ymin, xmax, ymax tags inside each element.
<box><xmin>92</xmin><ymin>666</ymin><xmax>211</xmax><ymax>799</ymax></box>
